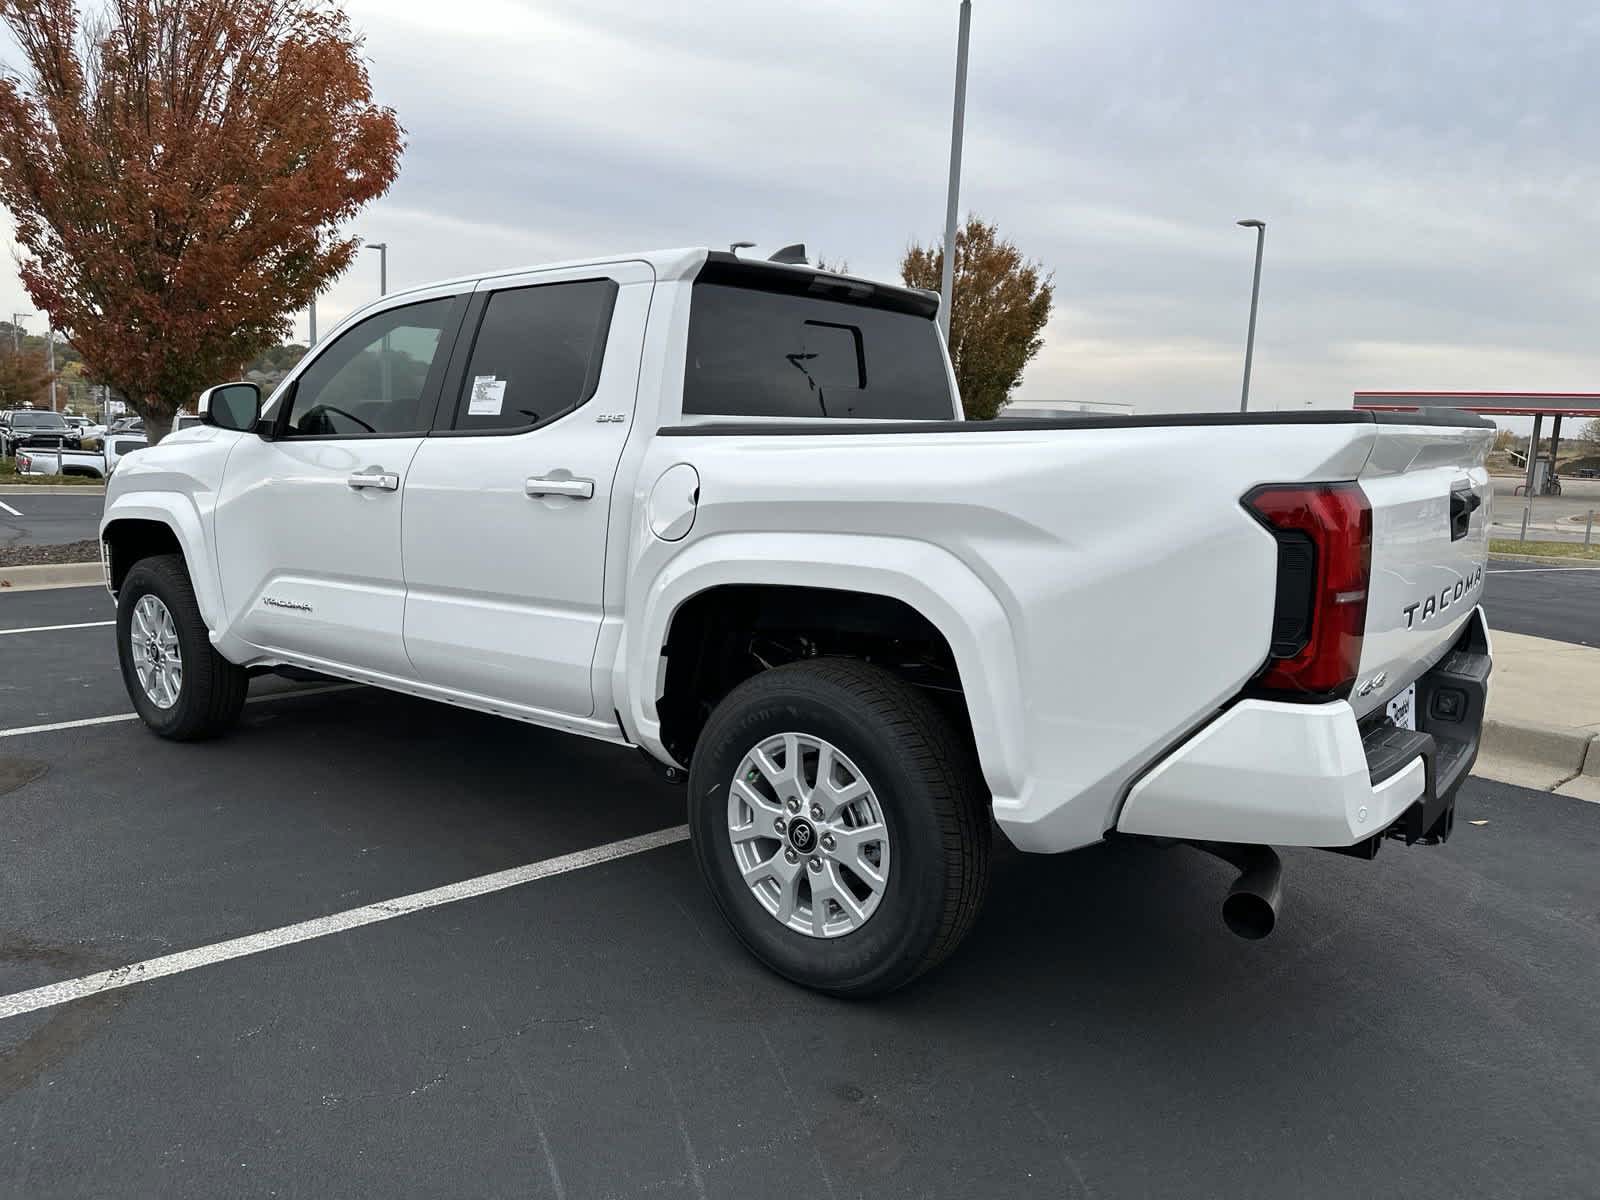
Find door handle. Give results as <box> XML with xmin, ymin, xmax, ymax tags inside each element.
<box><xmin>347</xmin><ymin>471</ymin><xmax>399</xmax><ymax>491</ymax></box>
<box><xmin>525</xmin><ymin>476</ymin><xmax>595</xmax><ymax>500</ymax></box>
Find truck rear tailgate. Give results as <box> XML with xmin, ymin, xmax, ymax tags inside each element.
<box><xmin>1353</xmin><ymin>415</ymin><xmax>1494</xmax><ymax>721</ymax></box>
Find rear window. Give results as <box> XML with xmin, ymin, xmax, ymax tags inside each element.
<box><xmin>445</xmin><ymin>279</ymin><xmax>618</xmax><ymax>433</ymax></box>
<box><xmin>683</xmin><ymin>283</ymin><xmax>952</xmax><ymax>420</ymax></box>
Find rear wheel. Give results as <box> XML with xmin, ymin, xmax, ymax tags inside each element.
<box><xmin>688</xmin><ymin>658</ymin><xmax>991</xmax><ymax>997</ymax></box>
<box><xmin>116</xmin><ymin>554</ymin><xmax>248</xmax><ymax>740</ymax></box>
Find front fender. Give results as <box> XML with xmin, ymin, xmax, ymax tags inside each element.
<box><xmin>100</xmin><ymin>492</ymin><xmax>224</xmax><ymax>637</ymax></box>
<box><xmin>617</xmin><ymin>531</ymin><xmax>1026</xmax><ymax>802</ymax></box>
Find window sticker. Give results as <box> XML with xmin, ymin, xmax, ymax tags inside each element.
<box><xmin>468</xmin><ymin>375</ymin><xmax>507</xmax><ymax>416</ymax></box>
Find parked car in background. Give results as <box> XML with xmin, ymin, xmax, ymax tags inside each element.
<box><xmin>64</xmin><ymin>415</ymin><xmax>107</xmax><ymax>441</ymax></box>
<box><xmin>16</xmin><ymin>429</ymin><xmax>146</xmax><ymax>478</ymax></box>
<box><xmin>1</xmin><ymin>408</ymin><xmax>78</xmax><ymax>457</ymax></box>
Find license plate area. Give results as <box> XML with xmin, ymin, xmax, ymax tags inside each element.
<box><xmin>1386</xmin><ymin>683</ymin><xmax>1417</xmax><ymax>731</ymax></box>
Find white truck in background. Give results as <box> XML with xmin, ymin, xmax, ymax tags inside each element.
<box><xmin>15</xmin><ymin>430</ymin><xmax>148</xmax><ymax>478</ymax></box>
<box><xmin>99</xmin><ymin>247</ymin><xmax>1493</xmax><ymax>996</ymax></box>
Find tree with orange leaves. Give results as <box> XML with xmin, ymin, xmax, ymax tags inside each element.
<box><xmin>0</xmin><ymin>346</ymin><xmax>56</xmax><ymax>409</ymax></box>
<box><xmin>902</xmin><ymin>217</ymin><xmax>1053</xmax><ymax>420</ymax></box>
<box><xmin>0</xmin><ymin>0</ymin><xmax>403</xmax><ymax>441</ymax></box>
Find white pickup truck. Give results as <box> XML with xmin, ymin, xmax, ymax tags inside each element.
<box><xmin>15</xmin><ymin>431</ymin><xmax>148</xmax><ymax>479</ymax></box>
<box><xmin>101</xmin><ymin>247</ymin><xmax>1494</xmax><ymax>995</ymax></box>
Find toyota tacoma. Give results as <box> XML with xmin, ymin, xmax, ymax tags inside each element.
<box><xmin>100</xmin><ymin>247</ymin><xmax>1494</xmax><ymax>995</ymax></box>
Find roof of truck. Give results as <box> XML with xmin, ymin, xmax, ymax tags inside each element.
<box><xmin>353</xmin><ymin>247</ymin><xmax>939</xmax><ymax>322</ymax></box>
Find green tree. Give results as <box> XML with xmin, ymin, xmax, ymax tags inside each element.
<box><xmin>900</xmin><ymin>216</ymin><xmax>1053</xmax><ymax>420</ymax></box>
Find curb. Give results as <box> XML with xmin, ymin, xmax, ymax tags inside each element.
<box><xmin>1489</xmin><ymin>552</ymin><xmax>1600</xmax><ymax>568</ymax></box>
<box><xmin>1475</xmin><ymin>717</ymin><xmax>1600</xmax><ymax>792</ymax></box>
<box><xmin>0</xmin><ymin>562</ymin><xmax>104</xmax><ymax>591</ymax></box>
<box><xmin>0</xmin><ymin>484</ymin><xmax>105</xmax><ymax>495</ymax></box>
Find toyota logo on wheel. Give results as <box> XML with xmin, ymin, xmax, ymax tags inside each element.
<box><xmin>788</xmin><ymin>818</ymin><xmax>816</xmax><ymax>853</ymax></box>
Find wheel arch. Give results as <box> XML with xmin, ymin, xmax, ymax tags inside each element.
<box><xmin>620</xmin><ymin>532</ymin><xmax>1026</xmax><ymax>800</ymax></box>
<box><xmin>100</xmin><ymin>494</ymin><xmax>223</xmax><ymax>633</ymax></box>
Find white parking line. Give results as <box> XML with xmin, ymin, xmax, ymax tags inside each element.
<box><xmin>1488</xmin><ymin>567</ymin><xmax>1600</xmax><ymax>575</ymax></box>
<box><xmin>0</xmin><ymin>824</ymin><xmax>689</xmax><ymax>1022</ymax></box>
<box><xmin>0</xmin><ymin>499</ymin><xmax>21</xmax><ymax>516</ymax></box>
<box><xmin>0</xmin><ymin>619</ymin><xmax>114</xmax><ymax>636</ymax></box>
<box><xmin>0</xmin><ymin>682</ymin><xmax>361</xmax><ymax>740</ymax></box>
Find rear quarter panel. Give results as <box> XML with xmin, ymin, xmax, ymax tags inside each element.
<box><xmin>624</xmin><ymin>419</ymin><xmax>1379</xmax><ymax>852</ymax></box>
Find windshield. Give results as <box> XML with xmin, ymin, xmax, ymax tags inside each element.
<box><xmin>11</xmin><ymin>411</ymin><xmax>67</xmax><ymax>428</ymax></box>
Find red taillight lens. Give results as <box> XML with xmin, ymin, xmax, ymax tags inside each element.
<box><xmin>1244</xmin><ymin>482</ymin><xmax>1372</xmax><ymax>700</ymax></box>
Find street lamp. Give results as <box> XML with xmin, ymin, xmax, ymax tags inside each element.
<box><xmin>938</xmin><ymin>0</ymin><xmax>973</xmax><ymax>344</ymax></box>
<box><xmin>729</xmin><ymin>241</ymin><xmax>756</xmax><ymax>254</ymax></box>
<box><xmin>367</xmin><ymin>241</ymin><xmax>389</xmax><ymax>296</ymax></box>
<box><xmin>1236</xmin><ymin>219</ymin><xmax>1266</xmax><ymax>413</ymax></box>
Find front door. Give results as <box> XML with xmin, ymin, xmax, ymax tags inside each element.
<box><xmin>215</xmin><ymin>290</ymin><xmax>468</xmax><ymax>678</ymax></box>
<box><xmin>401</xmin><ymin>262</ymin><xmax>653</xmax><ymax>718</ymax></box>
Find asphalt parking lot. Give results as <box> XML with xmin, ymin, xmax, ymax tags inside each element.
<box><xmin>2</xmin><ymin>585</ymin><xmax>1598</xmax><ymax>1198</ymax></box>
<box><xmin>0</xmin><ymin>491</ymin><xmax>103</xmax><ymax>551</ymax></box>
<box><xmin>1485</xmin><ymin>558</ymin><xmax>1600</xmax><ymax>647</ymax></box>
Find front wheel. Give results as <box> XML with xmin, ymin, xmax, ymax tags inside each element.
<box><xmin>116</xmin><ymin>554</ymin><xmax>248</xmax><ymax>740</ymax></box>
<box><xmin>688</xmin><ymin>658</ymin><xmax>991</xmax><ymax>997</ymax></box>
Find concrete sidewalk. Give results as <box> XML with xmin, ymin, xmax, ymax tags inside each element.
<box><xmin>1478</xmin><ymin>630</ymin><xmax>1600</xmax><ymax>802</ymax></box>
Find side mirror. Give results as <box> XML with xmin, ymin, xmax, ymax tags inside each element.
<box><xmin>199</xmin><ymin>382</ymin><xmax>262</xmax><ymax>432</ymax></box>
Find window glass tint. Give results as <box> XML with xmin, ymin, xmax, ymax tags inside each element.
<box><xmin>683</xmin><ymin>284</ymin><xmax>952</xmax><ymax>419</ymax></box>
<box><xmin>284</xmin><ymin>298</ymin><xmax>455</xmax><ymax>437</ymax></box>
<box><xmin>449</xmin><ymin>279</ymin><xmax>618</xmax><ymax>432</ymax></box>
<box><xmin>12</xmin><ymin>411</ymin><xmax>66</xmax><ymax>428</ymax></box>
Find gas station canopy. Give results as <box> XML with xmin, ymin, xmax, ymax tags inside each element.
<box><xmin>1354</xmin><ymin>391</ymin><xmax>1600</xmax><ymax>417</ymax></box>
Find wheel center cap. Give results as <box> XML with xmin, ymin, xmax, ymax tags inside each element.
<box><xmin>786</xmin><ymin>816</ymin><xmax>817</xmax><ymax>855</ymax></box>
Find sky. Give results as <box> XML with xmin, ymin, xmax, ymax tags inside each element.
<box><xmin>5</xmin><ymin>0</ymin><xmax>1600</xmax><ymax>417</ymax></box>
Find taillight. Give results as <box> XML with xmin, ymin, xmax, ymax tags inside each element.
<box><xmin>1243</xmin><ymin>482</ymin><xmax>1372</xmax><ymax>700</ymax></box>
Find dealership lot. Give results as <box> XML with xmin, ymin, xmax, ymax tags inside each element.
<box><xmin>0</xmin><ymin>491</ymin><xmax>103</xmax><ymax>552</ymax></box>
<box><xmin>1486</xmin><ymin>557</ymin><xmax>1600</xmax><ymax>646</ymax></box>
<box><xmin>3</xmin><ymin>586</ymin><xmax>1598</xmax><ymax>1199</ymax></box>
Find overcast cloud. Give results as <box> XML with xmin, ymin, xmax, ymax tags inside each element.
<box><xmin>5</xmin><ymin>0</ymin><xmax>1599</xmax><ymax>414</ymax></box>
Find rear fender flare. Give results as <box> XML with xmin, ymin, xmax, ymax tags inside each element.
<box><xmin>620</xmin><ymin>532</ymin><xmax>1026</xmax><ymax>798</ymax></box>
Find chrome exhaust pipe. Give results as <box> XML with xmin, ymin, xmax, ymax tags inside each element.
<box><xmin>1193</xmin><ymin>842</ymin><xmax>1283</xmax><ymax>940</ymax></box>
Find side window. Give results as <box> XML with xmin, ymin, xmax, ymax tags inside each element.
<box><xmin>283</xmin><ymin>298</ymin><xmax>457</xmax><ymax>438</ymax></box>
<box><xmin>683</xmin><ymin>283</ymin><xmax>952</xmax><ymax>420</ymax></box>
<box><xmin>445</xmin><ymin>278</ymin><xmax>618</xmax><ymax>433</ymax></box>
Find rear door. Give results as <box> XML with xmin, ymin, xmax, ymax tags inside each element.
<box><xmin>215</xmin><ymin>290</ymin><xmax>469</xmax><ymax>677</ymax></box>
<box><xmin>400</xmin><ymin>260</ymin><xmax>653</xmax><ymax>718</ymax></box>
<box><xmin>1354</xmin><ymin>416</ymin><xmax>1495</xmax><ymax>718</ymax></box>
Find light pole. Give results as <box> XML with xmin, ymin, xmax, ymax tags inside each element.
<box><xmin>367</xmin><ymin>242</ymin><xmax>388</xmax><ymax>295</ymax></box>
<box><xmin>1236</xmin><ymin>219</ymin><xmax>1266</xmax><ymax>413</ymax></box>
<box><xmin>11</xmin><ymin>311</ymin><xmax>33</xmax><ymax>355</ymax></box>
<box><xmin>45</xmin><ymin>324</ymin><xmax>57</xmax><ymax>412</ymax></box>
<box><xmin>308</xmin><ymin>298</ymin><xmax>318</xmax><ymax>347</ymax></box>
<box><xmin>938</xmin><ymin>0</ymin><xmax>972</xmax><ymax>344</ymax></box>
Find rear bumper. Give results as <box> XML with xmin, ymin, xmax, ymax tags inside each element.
<box><xmin>1116</xmin><ymin>607</ymin><xmax>1490</xmax><ymax>849</ymax></box>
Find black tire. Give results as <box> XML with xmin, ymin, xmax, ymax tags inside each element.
<box><xmin>116</xmin><ymin>554</ymin><xmax>248</xmax><ymax>740</ymax></box>
<box><xmin>688</xmin><ymin>658</ymin><xmax>991</xmax><ymax>998</ymax></box>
